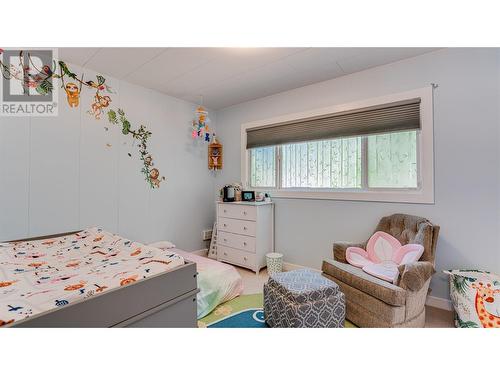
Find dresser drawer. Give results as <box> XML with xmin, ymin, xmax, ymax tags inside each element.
<box><xmin>218</xmin><ymin>245</ymin><xmax>256</xmax><ymax>268</ymax></box>
<box><xmin>218</xmin><ymin>217</ymin><xmax>256</xmax><ymax>236</ymax></box>
<box><xmin>218</xmin><ymin>231</ymin><xmax>256</xmax><ymax>253</ymax></box>
<box><xmin>218</xmin><ymin>204</ymin><xmax>257</xmax><ymax>221</ymax></box>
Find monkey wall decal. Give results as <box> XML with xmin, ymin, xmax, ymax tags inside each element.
<box><xmin>149</xmin><ymin>168</ymin><xmax>161</xmax><ymax>188</ymax></box>
<box><xmin>89</xmin><ymin>92</ymin><xmax>111</xmax><ymax>120</ymax></box>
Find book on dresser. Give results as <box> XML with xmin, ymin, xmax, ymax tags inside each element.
<box><xmin>216</xmin><ymin>201</ymin><xmax>274</xmax><ymax>274</ymax></box>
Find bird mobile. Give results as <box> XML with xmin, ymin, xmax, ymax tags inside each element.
<box><xmin>191</xmin><ymin>105</ymin><xmax>214</xmax><ymax>142</ymax></box>
<box><xmin>0</xmin><ymin>49</ymin><xmax>164</xmax><ymax>189</ymax></box>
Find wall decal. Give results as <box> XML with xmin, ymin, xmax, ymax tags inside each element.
<box><xmin>108</xmin><ymin>109</ymin><xmax>165</xmax><ymax>188</ymax></box>
<box><xmin>89</xmin><ymin>91</ymin><xmax>112</xmax><ymax>120</ymax></box>
<box><xmin>0</xmin><ymin>49</ymin><xmax>164</xmax><ymax>189</ymax></box>
<box><xmin>64</xmin><ymin>82</ymin><xmax>81</xmax><ymax>108</ymax></box>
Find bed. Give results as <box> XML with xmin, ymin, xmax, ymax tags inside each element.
<box><xmin>172</xmin><ymin>249</ymin><xmax>243</xmax><ymax>318</ymax></box>
<box><xmin>0</xmin><ymin>228</ymin><xmax>198</xmax><ymax>327</ymax></box>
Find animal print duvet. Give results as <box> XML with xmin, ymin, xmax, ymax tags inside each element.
<box><xmin>0</xmin><ymin>228</ymin><xmax>184</xmax><ymax>326</ymax></box>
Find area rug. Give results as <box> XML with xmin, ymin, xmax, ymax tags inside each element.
<box><xmin>198</xmin><ymin>293</ymin><xmax>357</xmax><ymax>328</ymax></box>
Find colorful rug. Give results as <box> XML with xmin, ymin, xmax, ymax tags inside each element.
<box><xmin>198</xmin><ymin>293</ymin><xmax>357</xmax><ymax>328</ymax></box>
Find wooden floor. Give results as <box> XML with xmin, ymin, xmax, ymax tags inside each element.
<box><xmin>236</xmin><ymin>266</ymin><xmax>454</xmax><ymax>328</ymax></box>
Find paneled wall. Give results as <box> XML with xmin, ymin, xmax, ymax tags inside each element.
<box><xmin>0</xmin><ymin>63</ymin><xmax>216</xmax><ymax>250</ymax></box>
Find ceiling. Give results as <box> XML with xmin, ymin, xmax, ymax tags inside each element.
<box><xmin>59</xmin><ymin>48</ymin><xmax>438</xmax><ymax>109</ymax></box>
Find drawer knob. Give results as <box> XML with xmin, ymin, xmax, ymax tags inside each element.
<box><xmin>243</xmin><ymin>242</ymin><xmax>247</xmax><ymax>246</ymax></box>
<box><xmin>244</xmin><ymin>257</ymin><xmax>248</xmax><ymax>261</ymax></box>
<box><xmin>223</xmin><ymin>238</ymin><xmax>227</xmax><ymax>242</ymax></box>
<box><xmin>243</xmin><ymin>226</ymin><xmax>247</xmax><ymax>230</ymax></box>
<box><xmin>243</xmin><ymin>211</ymin><xmax>247</xmax><ymax>215</ymax></box>
<box><xmin>224</xmin><ymin>252</ymin><xmax>227</xmax><ymax>256</ymax></box>
<box><xmin>223</xmin><ymin>224</ymin><xmax>227</xmax><ymax>227</ymax></box>
<box><xmin>224</xmin><ymin>209</ymin><xmax>227</xmax><ymax>213</ymax></box>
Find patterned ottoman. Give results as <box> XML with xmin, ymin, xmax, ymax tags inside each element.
<box><xmin>264</xmin><ymin>269</ymin><xmax>345</xmax><ymax>328</ymax></box>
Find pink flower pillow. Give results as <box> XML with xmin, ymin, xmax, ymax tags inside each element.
<box><xmin>346</xmin><ymin>231</ymin><xmax>424</xmax><ymax>284</ymax></box>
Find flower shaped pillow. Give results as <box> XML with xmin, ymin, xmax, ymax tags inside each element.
<box><xmin>346</xmin><ymin>231</ymin><xmax>424</xmax><ymax>284</ymax></box>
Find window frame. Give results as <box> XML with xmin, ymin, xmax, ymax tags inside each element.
<box><xmin>241</xmin><ymin>87</ymin><xmax>434</xmax><ymax>204</ymax></box>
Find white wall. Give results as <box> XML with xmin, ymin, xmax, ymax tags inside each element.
<box><xmin>0</xmin><ymin>63</ymin><xmax>216</xmax><ymax>250</ymax></box>
<box><xmin>214</xmin><ymin>48</ymin><xmax>500</xmax><ymax>300</ymax></box>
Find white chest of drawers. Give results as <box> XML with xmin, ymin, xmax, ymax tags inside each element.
<box><xmin>216</xmin><ymin>201</ymin><xmax>274</xmax><ymax>274</ymax></box>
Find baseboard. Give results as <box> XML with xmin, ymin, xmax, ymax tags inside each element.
<box><xmin>191</xmin><ymin>248</ymin><xmax>208</xmax><ymax>257</ymax></box>
<box><xmin>284</xmin><ymin>261</ymin><xmax>454</xmax><ymax>311</ymax></box>
<box><xmin>425</xmin><ymin>295</ymin><xmax>453</xmax><ymax>311</ymax></box>
<box><xmin>282</xmin><ymin>261</ymin><xmax>320</xmax><ymax>272</ymax></box>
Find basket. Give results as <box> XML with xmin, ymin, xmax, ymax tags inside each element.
<box><xmin>266</xmin><ymin>252</ymin><xmax>283</xmax><ymax>276</ymax></box>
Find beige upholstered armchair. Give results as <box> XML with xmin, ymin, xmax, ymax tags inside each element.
<box><xmin>322</xmin><ymin>214</ymin><xmax>440</xmax><ymax>328</ymax></box>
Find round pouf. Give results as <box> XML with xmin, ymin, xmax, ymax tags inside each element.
<box><xmin>266</xmin><ymin>252</ymin><xmax>283</xmax><ymax>275</ymax></box>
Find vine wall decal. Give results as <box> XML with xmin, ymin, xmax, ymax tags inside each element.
<box><xmin>0</xmin><ymin>49</ymin><xmax>165</xmax><ymax>189</ymax></box>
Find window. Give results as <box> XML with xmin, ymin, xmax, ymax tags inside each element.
<box><xmin>367</xmin><ymin>131</ymin><xmax>418</xmax><ymax>188</ymax></box>
<box><xmin>250</xmin><ymin>146</ymin><xmax>276</xmax><ymax>188</ymax></box>
<box><xmin>280</xmin><ymin>137</ymin><xmax>362</xmax><ymax>189</ymax></box>
<box><xmin>242</xmin><ymin>88</ymin><xmax>434</xmax><ymax>203</ymax></box>
<box><xmin>249</xmin><ymin>130</ymin><xmax>417</xmax><ymax>190</ymax></box>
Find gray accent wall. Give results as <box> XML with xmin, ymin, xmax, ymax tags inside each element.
<box><xmin>214</xmin><ymin>48</ymin><xmax>500</xmax><ymax>300</ymax></box>
<box><xmin>0</xmin><ymin>63</ymin><xmax>216</xmax><ymax>251</ymax></box>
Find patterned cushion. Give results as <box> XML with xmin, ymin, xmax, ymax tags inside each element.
<box><xmin>264</xmin><ymin>282</ymin><xmax>345</xmax><ymax>328</ymax></box>
<box><xmin>446</xmin><ymin>269</ymin><xmax>500</xmax><ymax>328</ymax></box>
<box><xmin>267</xmin><ymin>269</ymin><xmax>340</xmax><ymax>304</ymax></box>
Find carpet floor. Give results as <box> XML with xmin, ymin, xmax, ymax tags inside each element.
<box><xmin>198</xmin><ymin>293</ymin><xmax>356</xmax><ymax>328</ymax></box>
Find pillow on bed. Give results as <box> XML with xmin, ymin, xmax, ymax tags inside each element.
<box><xmin>149</xmin><ymin>241</ymin><xmax>176</xmax><ymax>249</ymax></box>
<box><xmin>345</xmin><ymin>231</ymin><xmax>424</xmax><ymax>284</ymax></box>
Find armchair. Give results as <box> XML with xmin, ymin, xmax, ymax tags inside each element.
<box><xmin>322</xmin><ymin>213</ymin><xmax>440</xmax><ymax>327</ymax></box>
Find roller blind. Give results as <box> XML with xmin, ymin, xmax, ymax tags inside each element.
<box><xmin>246</xmin><ymin>98</ymin><xmax>421</xmax><ymax>149</ymax></box>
